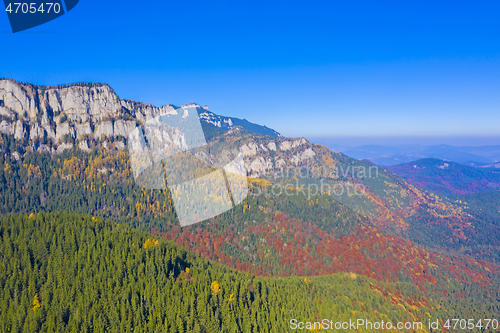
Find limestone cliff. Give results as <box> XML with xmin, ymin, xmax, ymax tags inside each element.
<box><xmin>0</xmin><ymin>78</ymin><xmax>325</xmax><ymax>177</ymax></box>
<box><xmin>0</xmin><ymin>79</ymin><xmax>281</xmax><ymax>155</ymax></box>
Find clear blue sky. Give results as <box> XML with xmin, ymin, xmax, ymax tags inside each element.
<box><xmin>1</xmin><ymin>1</ymin><xmax>499</xmax><ymax>144</ymax></box>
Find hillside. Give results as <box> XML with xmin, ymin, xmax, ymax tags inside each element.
<box><xmin>0</xmin><ymin>212</ymin><xmax>471</xmax><ymax>333</ymax></box>
<box><xmin>3</xmin><ymin>128</ymin><xmax>499</xmax><ymax>262</ymax></box>
<box><xmin>387</xmin><ymin>158</ymin><xmax>500</xmax><ymax>196</ymax></box>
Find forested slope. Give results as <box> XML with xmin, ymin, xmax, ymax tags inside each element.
<box><xmin>0</xmin><ymin>212</ymin><xmax>456</xmax><ymax>333</ymax></box>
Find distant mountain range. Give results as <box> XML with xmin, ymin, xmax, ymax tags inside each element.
<box><xmin>335</xmin><ymin>144</ymin><xmax>500</xmax><ymax>166</ymax></box>
<box><xmin>387</xmin><ymin>158</ymin><xmax>500</xmax><ymax>196</ymax></box>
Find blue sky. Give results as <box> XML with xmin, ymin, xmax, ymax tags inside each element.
<box><xmin>1</xmin><ymin>1</ymin><xmax>499</xmax><ymax>144</ymax></box>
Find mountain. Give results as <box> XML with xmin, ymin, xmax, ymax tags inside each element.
<box><xmin>337</xmin><ymin>144</ymin><xmax>500</xmax><ymax>166</ymax></box>
<box><xmin>0</xmin><ymin>78</ymin><xmax>281</xmax><ymax>156</ymax></box>
<box><xmin>1</xmin><ymin>78</ymin><xmax>500</xmax><ymax>331</ymax></box>
<box><xmin>387</xmin><ymin>158</ymin><xmax>500</xmax><ymax>195</ymax></box>
<box><xmin>1</xmin><ymin>79</ymin><xmax>499</xmax><ymax>261</ymax></box>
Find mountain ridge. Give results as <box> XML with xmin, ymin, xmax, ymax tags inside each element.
<box><xmin>0</xmin><ymin>78</ymin><xmax>281</xmax><ymax>156</ymax></box>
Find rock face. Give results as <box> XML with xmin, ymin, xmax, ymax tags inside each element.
<box><xmin>0</xmin><ymin>79</ymin><xmax>282</xmax><ymax>154</ymax></box>
<box><xmin>0</xmin><ymin>78</ymin><xmax>319</xmax><ymax>178</ymax></box>
<box><xmin>232</xmin><ymin>137</ymin><xmax>318</xmax><ymax>177</ymax></box>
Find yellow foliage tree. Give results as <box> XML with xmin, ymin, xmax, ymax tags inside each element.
<box><xmin>143</xmin><ymin>238</ymin><xmax>159</xmax><ymax>249</ymax></box>
<box><xmin>211</xmin><ymin>281</ymin><xmax>220</xmax><ymax>296</ymax></box>
<box><xmin>32</xmin><ymin>294</ymin><xmax>41</xmax><ymax>312</ymax></box>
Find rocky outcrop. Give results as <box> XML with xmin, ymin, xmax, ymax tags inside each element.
<box><xmin>290</xmin><ymin>148</ymin><xmax>316</xmax><ymax>165</ymax></box>
<box><xmin>248</xmin><ymin>156</ymin><xmax>274</xmax><ymax>177</ymax></box>
<box><xmin>56</xmin><ymin>143</ymin><xmax>73</xmax><ymax>154</ymax></box>
<box><xmin>13</xmin><ymin>120</ymin><xmax>26</xmax><ymax>140</ymax></box>
<box><xmin>241</xmin><ymin>142</ymin><xmax>259</xmax><ymax>157</ymax></box>
<box><xmin>55</xmin><ymin>122</ymin><xmax>74</xmax><ymax>142</ymax></box>
<box><xmin>0</xmin><ymin>120</ymin><xmax>11</xmax><ymax>134</ymax></box>
<box><xmin>279</xmin><ymin>138</ymin><xmax>307</xmax><ymax>151</ymax></box>
<box><xmin>78</xmin><ymin>140</ymin><xmax>90</xmax><ymax>152</ymax></box>
<box><xmin>94</xmin><ymin>121</ymin><xmax>114</xmax><ymax>138</ymax></box>
<box><xmin>30</xmin><ymin>123</ymin><xmax>43</xmax><ymax>140</ymax></box>
<box><xmin>114</xmin><ymin>120</ymin><xmax>136</xmax><ymax>137</ymax></box>
<box><xmin>236</xmin><ymin>135</ymin><xmax>319</xmax><ymax>177</ymax></box>
<box><xmin>75</xmin><ymin>123</ymin><xmax>92</xmax><ymax>139</ymax></box>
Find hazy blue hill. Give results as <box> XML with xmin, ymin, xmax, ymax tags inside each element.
<box><xmin>387</xmin><ymin>158</ymin><xmax>500</xmax><ymax>195</ymax></box>
<box><xmin>479</xmin><ymin>161</ymin><xmax>500</xmax><ymax>169</ymax></box>
<box><xmin>336</xmin><ymin>144</ymin><xmax>500</xmax><ymax>166</ymax></box>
